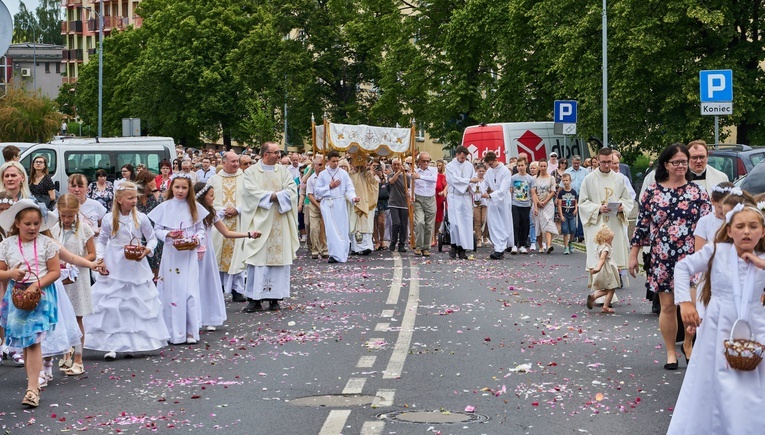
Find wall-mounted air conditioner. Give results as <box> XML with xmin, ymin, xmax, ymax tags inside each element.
<box><xmin>21</xmin><ymin>68</ymin><xmax>31</xmax><ymax>77</ymax></box>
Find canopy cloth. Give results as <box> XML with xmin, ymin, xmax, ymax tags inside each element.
<box><xmin>314</xmin><ymin>122</ymin><xmax>413</xmax><ymax>156</ymax></box>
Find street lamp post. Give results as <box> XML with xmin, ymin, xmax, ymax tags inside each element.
<box><xmin>22</xmin><ymin>20</ymin><xmax>36</xmax><ymax>92</ymax></box>
<box><xmin>601</xmin><ymin>0</ymin><xmax>608</xmax><ymax>147</ymax></box>
<box><xmin>78</xmin><ymin>4</ymin><xmax>103</xmax><ymax>137</ymax></box>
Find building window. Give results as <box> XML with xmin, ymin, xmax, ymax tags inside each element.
<box><xmin>45</xmin><ymin>62</ymin><xmax>50</xmax><ymax>73</ymax></box>
<box><xmin>56</xmin><ymin>63</ymin><xmax>60</xmax><ymax>74</ymax></box>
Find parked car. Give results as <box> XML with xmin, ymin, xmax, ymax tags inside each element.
<box><xmin>707</xmin><ymin>144</ymin><xmax>765</xmax><ymax>181</ymax></box>
<box><xmin>739</xmin><ymin>160</ymin><xmax>765</xmax><ymax>196</ymax></box>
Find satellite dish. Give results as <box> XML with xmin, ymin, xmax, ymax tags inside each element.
<box><xmin>0</xmin><ymin>0</ymin><xmax>12</xmax><ymax>56</ymax></box>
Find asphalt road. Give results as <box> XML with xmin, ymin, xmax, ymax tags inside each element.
<box><xmin>0</xmin><ymin>242</ymin><xmax>682</xmax><ymax>434</ymax></box>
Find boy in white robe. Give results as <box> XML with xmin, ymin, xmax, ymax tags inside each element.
<box><xmin>445</xmin><ymin>146</ymin><xmax>478</xmax><ymax>259</ymax></box>
<box><xmin>482</xmin><ymin>152</ymin><xmax>514</xmax><ymax>258</ymax></box>
<box><xmin>314</xmin><ymin>150</ymin><xmax>360</xmax><ymax>263</ymax></box>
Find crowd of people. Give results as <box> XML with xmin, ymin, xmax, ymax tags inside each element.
<box><xmin>0</xmin><ymin>139</ymin><xmax>764</xmax><ymax>434</ymax></box>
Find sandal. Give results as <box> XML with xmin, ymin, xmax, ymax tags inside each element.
<box><xmin>59</xmin><ymin>348</ymin><xmax>74</xmax><ymax>371</ymax></box>
<box><xmin>22</xmin><ymin>388</ymin><xmax>40</xmax><ymax>407</ymax></box>
<box><xmin>65</xmin><ymin>362</ymin><xmax>85</xmax><ymax>376</ymax></box>
<box><xmin>601</xmin><ymin>307</ymin><xmax>615</xmax><ymax>314</ymax></box>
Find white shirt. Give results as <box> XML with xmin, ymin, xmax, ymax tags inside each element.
<box><xmin>196</xmin><ymin>168</ymin><xmax>215</xmax><ymax>183</ymax></box>
<box><xmin>288</xmin><ymin>165</ymin><xmax>301</xmax><ymax>180</ymax></box>
<box><xmin>548</xmin><ymin>160</ymin><xmax>558</xmax><ymax>175</ymax></box>
<box><xmin>306</xmin><ymin>173</ymin><xmax>319</xmax><ymax>197</ymax></box>
<box><xmin>413</xmin><ymin>166</ymin><xmax>437</xmax><ymax>197</ymax></box>
<box><xmin>694</xmin><ymin>212</ymin><xmax>723</xmax><ymax>242</ymax></box>
<box><xmin>80</xmin><ymin>198</ymin><xmax>107</xmax><ymax>231</ymax></box>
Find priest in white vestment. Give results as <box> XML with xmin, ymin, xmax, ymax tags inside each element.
<box><xmin>314</xmin><ymin>150</ymin><xmax>360</xmax><ymax>263</ymax></box>
<box><xmin>578</xmin><ymin>148</ymin><xmax>635</xmax><ymax>285</ymax></box>
<box><xmin>207</xmin><ymin>151</ymin><xmax>247</xmax><ymax>302</ymax></box>
<box><xmin>349</xmin><ymin>159</ymin><xmax>378</xmax><ymax>256</ymax></box>
<box><xmin>445</xmin><ymin>146</ymin><xmax>478</xmax><ymax>259</ymax></box>
<box><xmin>232</xmin><ymin>142</ymin><xmax>300</xmax><ymax>312</ymax></box>
<box><xmin>482</xmin><ymin>152</ymin><xmax>514</xmax><ymax>258</ymax></box>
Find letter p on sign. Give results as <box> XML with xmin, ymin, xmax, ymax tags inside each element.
<box><xmin>554</xmin><ymin>100</ymin><xmax>577</xmax><ymax>123</ymax></box>
<box><xmin>700</xmin><ymin>70</ymin><xmax>733</xmax><ymax>103</ymax></box>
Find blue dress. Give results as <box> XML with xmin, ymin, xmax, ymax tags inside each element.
<box><xmin>0</xmin><ymin>235</ymin><xmax>60</xmax><ymax>349</ymax></box>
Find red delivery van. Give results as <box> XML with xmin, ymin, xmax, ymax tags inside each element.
<box><xmin>461</xmin><ymin>122</ymin><xmax>589</xmax><ymax>163</ymax></box>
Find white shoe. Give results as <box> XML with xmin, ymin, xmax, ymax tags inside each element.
<box><xmin>10</xmin><ymin>351</ymin><xmax>24</xmax><ymax>366</ymax></box>
<box><xmin>541</xmin><ymin>243</ymin><xmax>547</xmax><ymax>251</ymax></box>
<box><xmin>519</xmin><ymin>246</ymin><xmax>528</xmax><ymax>254</ymax></box>
<box><xmin>104</xmin><ymin>351</ymin><xmax>117</xmax><ymax>361</ymax></box>
<box><xmin>510</xmin><ymin>246</ymin><xmax>518</xmax><ymax>255</ymax></box>
<box><xmin>186</xmin><ymin>338</ymin><xmax>198</xmax><ymax>344</ymax></box>
<box><xmin>39</xmin><ymin>371</ymin><xmax>50</xmax><ymax>388</ymax></box>
<box><xmin>205</xmin><ymin>325</ymin><xmax>216</xmax><ymax>332</ymax></box>
<box><xmin>529</xmin><ymin>245</ymin><xmax>536</xmax><ymax>252</ymax></box>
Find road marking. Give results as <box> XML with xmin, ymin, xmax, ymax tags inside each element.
<box><xmin>357</xmin><ymin>356</ymin><xmax>376</xmax><ymax>368</ymax></box>
<box><xmin>381</xmin><ymin>309</ymin><xmax>394</xmax><ymax>318</ymax></box>
<box><xmin>386</xmin><ymin>254</ymin><xmax>403</xmax><ymax>304</ymax></box>
<box><xmin>383</xmin><ymin>260</ymin><xmax>419</xmax><ymax>379</ymax></box>
<box><xmin>374</xmin><ymin>322</ymin><xmax>390</xmax><ymax>332</ymax></box>
<box><xmin>360</xmin><ymin>421</ymin><xmax>385</xmax><ymax>435</ymax></box>
<box><xmin>342</xmin><ymin>378</ymin><xmax>366</xmax><ymax>394</ymax></box>
<box><xmin>319</xmin><ymin>410</ymin><xmax>351</xmax><ymax>435</ymax></box>
<box><xmin>366</xmin><ymin>338</ymin><xmax>386</xmax><ymax>350</ymax></box>
<box><xmin>372</xmin><ymin>389</ymin><xmax>395</xmax><ymax>407</ymax></box>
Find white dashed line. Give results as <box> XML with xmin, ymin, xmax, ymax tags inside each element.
<box><xmin>342</xmin><ymin>378</ymin><xmax>366</xmax><ymax>394</ymax></box>
<box><xmin>381</xmin><ymin>309</ymin><xmax>394</xmax><ymax>318</ymax></box>
<box><xmin>372</xmin><ymin>389</ymin><xmax>395</xmax><ymax>407</ymax></box>
<box><xmin>383</xmin><ymin>260</ymin><xmax>419</xmax><ymax>379</ymax></box>
<box><xmin>356</xmin><ymin>356</ymin><xmax>376</xmax><ymax>368</ymax></box>
<box><xmin>318</xmin><ymin>410</ymin><xmax>351</xmax><ymax>435</ymax></box>
<box><xmin>386</xmin><ymin>254</ymin><xmax>403</xmax><ymax>304</ymax></box>
<box><xmin>360</xmin><ymin>420</ymin><xmax>385</xmax><ymax>435</ymax></box>
<box><xmin>374</xmin><ymin>322</ymin><xmax>390</xmax><ymax>332</ymax></box>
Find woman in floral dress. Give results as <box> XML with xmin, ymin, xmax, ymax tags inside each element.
<box><xmin>628</xmin><ymin>143</ymin><xmax>711</xmax><ymax>370</ymax></box>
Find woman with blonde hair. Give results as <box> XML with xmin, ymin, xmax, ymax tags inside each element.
<box><xmin>0</xmin><ymin>161</ymin><xmax>32</xmax><ymax>201</ymax></box>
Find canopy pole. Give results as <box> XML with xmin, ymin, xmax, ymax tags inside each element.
<box><xmin>407</xmin><ymin>121</ymin><xmax>417</xmax><ymax>249</ymax></box>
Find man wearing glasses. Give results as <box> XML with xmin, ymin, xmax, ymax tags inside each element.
<box><xmin>412</xmin><ymin>152</ymin><xmax>437</xmax><ymax>257</ymax></box>
<box><xmin>640</xmin><ymin>140</ymin><xmax>728</xmax><ymax>197</ymax></box>
<box><xmin>578</xmin><ymin>147</ymin><xmax>635</xmax><ymax>285</ymax></box>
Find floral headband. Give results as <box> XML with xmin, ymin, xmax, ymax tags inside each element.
<box><xmin>115</xmin><ymin>184</ymin><xmax>138</xmax><ymax>191</ymax></box>
<box><xmin>758</xmin><ymin>201</ymin><xmax>765</xmax><ymax>213</ymax></box>
<box><xmin>195</xmin><ymin>184</ymin><xmax>212</xmax><ymax>199</ymax></box>
<box><xmin>170</xmin><ymin>173</ymin><xmax>193</xmax><ymax>181</ymax></box>
<box><xmin>0</xmin><ymin>198</ymin><xmax>15</xmax><ymax>205</ymax></box>
<box><xmin>728</xmin><ymin>187</ymin><xmax>744</xmax><ymax>196</ymax></box>
<box><xmin>712</xmin><ymin>185</ymin><xmax>731</xmax><ymax>194</ymax></box>
<box><xmin>725</xmin><ymin>202</ymin><xmax>765</xmax><ymax>224</ymax></box>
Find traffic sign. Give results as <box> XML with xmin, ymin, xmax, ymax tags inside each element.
<box><xmin>700</xmin><ymin>70</ymin><xmax>733</xmax><ymax>102</ymax></box>
<box><xmin>554</xmin><ymin>100</ymin><xmax>577</xmax><ymax>123</ymax></box>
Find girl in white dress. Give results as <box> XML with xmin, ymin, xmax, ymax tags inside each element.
<box><xmin>148</xmin><ymin>174</ymin><xmax>208</xmax><ymax>345</ymax></box>
<box><xmin>193</xmin><ymin>183</ymin><xmax>260</xmax><ymax>331</ymax></box>
<box><xmin>586</xmin><ymin>225</ymin><xmax>620</xmax><ymax>314</ymax></box>
<box><xmin>0</xmin><ymin>199</ymin><xmax>61</xmax><ymax>407</ymax></box>
<box><xmin>669</xmin><ymin>203</ymin><xmax>765</xmax><ymax>434</ymax></box>
<box><xmin>50</xmin><ymin>194</ymin><xmax>95</xmax><ymax>376</ymax></box>
<box><xmin>84</xmin><ymin>182</ymin><xmax>169</xmax><ymax>360</ymax></box>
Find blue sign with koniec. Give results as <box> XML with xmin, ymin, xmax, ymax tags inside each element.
<box><xmin>554</xmin><ymin>100</ymin><xmax>577</xmax><ymax>123</ymax></box>
<box><xmin>700</xmin><ymin>70</ymin><xmax>733</xmax><ymax>102</ymax></box>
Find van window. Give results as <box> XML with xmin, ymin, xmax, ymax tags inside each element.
<box><xmin>65</xmin><ymin>152</ymin><xmax>112</xmax><ymax>182</ymax></box>
<box><xmin>21</xmin><ymin>149</ymin><xmax>57</xmax><ymax>176</ymax></box>
<box><xmin>117</xmin><ymin>152</ymin><xmax>164</xmax><ymax>174</ymax></box>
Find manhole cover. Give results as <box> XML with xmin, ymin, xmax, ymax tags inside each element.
<box><xmin>378</xmin><ymin>410</ymin><xmax>489</xmax><ymax>424</ymax></box>
<box><xmin>289</xmin><ymin>394</ymin><xmax>376</xmax><ymax>407</ymax></box>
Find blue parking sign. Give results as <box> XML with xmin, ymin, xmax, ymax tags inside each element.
<box><xmin>700</xmin><ymin>70</ymin><xmax>733</xmax><ymax>102</ymax></box>
<box><xmin>554</xmin><ymin>100</ymin><xmax>577</xmax><ymax>123</ymax></box>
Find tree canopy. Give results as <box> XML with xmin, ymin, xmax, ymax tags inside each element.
<box><xmin>71</xmin><ymin>0</ymin><xmax>765</xmax><ymax>155</ymax></box>
<box><xmin>12</xmin><ymin>0</ymin><xmax>64</xmax><ymax>45</ymax></box>
<box><xmin>0</xmin><ymin>86</ymin><xmax>62</xmax><ymax>142</ymax></box>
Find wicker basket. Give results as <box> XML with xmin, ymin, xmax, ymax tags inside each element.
<box><xmin>60</xmin><ymin>263</ymin><xmax>77</xmax><ymax>285</ymax></box>
<box><xmin>173</xmin><ymin>237</ymin><xmax>199</xmax><ymax>251</ymax></box>
<box><xmin>723</xmin><ymin>319</ymin><xmax>765</xmax><ymax>371</ymax></box>
<box><xmin>11</xmin><ymin>271</ymin><xmax>42</xmax><ymax>311</ymax></box>
<box><xmin>124</xmin><ymin>237</ymin><xmax>144</xmax><ymax>261</ymax></box>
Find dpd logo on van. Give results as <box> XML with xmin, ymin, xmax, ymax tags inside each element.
<box><xmin>516</xmin><ymin>130</ymin><xmax>547</xmax><ymax>162</ymax></box>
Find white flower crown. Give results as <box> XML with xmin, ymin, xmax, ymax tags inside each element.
<box><xmin>170</xmin><ymin>172</ymin><xmax>193</xmax><ymax>181</ymax></box>
<box><xmin>728</xmin><ymin>187</ymin><xmax>744</xmax><ymax>196</ymax></box>
<box><xmin>711</xmin><ymin>185</ymin><xmax>731</xmax><ymax>194</ymax></box>
<box><xmin>0</xmin><ymin>198</ymin><xmax>15</xmax><ymax>205</ymax></box>
<box><xmin>195</xmin><ymin>184</ymin><xmax>212</xmax><ymax>199</ymax></box>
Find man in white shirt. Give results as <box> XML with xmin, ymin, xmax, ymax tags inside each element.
<box><xmin>181</xmin><ymin>160</ymin><xmax>198</xmax><ymax>183</ymax></box>
<box><xmin>288</xmin><ymin>153</ymin><xmax>301</xmax><ymax>180</ymax></box>
<box><xmin>314</xmin><ymin>151</ymin><xmax>360</xmax><ymax>263</ymax></box>
<box><xmin>196</xmin><ymin>158</ymin><xmax>215</xmax><ymax>183</ymax></box>
<box><xmin>412</xmin><ymin>152</ymin><xmax>437</xmax><ymax>257</ymax></box>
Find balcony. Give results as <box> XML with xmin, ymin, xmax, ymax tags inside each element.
<box><xmin>87</xmin><ymin>16</ymin><xmax>126</xmax><ymax>32</ymax></box>
<box><xmin>61</xmin><ymin>76</ymin><xmax>78</xmax><ymax>84</ymax></box>
<box><xmin>62</xmin><ymin>0</ymin><xmax>83</xmax><ymax>7</ymax></box>
<box><xmin>88</xmin><ymin>48</ymin><xmax>97</xmax><ymax>55</ymax></box>
<box><xmin>62</xmin><ymin>49</ymin><xmax>83</xmax><ymax>62</ymax></box>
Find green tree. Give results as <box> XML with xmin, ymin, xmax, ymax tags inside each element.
<box><xmin>13</xmin><ymin>0</ymin><xmax>63</xmax><ymax>45</ymax></box>
<box><xmin>0</xmin><ymin>86</ymin><xmax>62</xmax><ymax>142</ymax></box>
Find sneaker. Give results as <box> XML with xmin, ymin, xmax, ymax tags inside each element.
<box><xmin>568</xmin><ymin>242</ymin><xmax>574</xmax><ymax>252</ymax></box>
<box><xmin>489</xmin><ymin>251</ymin><xmax>504</xmax><ymax>260</ymax></box>
<box><xmin>389</xmin><ymin>244</ymin><xmax>396</xmax><ymax>252</ymax></box>
<box><xmin>104</xmin><ymin>351</ymin><xmax>117</xmax><ymax>361</ymax></box>
<box><xmin>563</xmin><ymin>247</ymin><xmax>570</xmax><ymax>255</ymax></box>
<box><xmin>510</xmin><ymin>246</ymin><xmax>518</xmax><ymax>255</ymax></box>
<box><xmin>186</xmin><ymin>337</ymin><xmax>198</xmax><ymax>345</ymax></box>
<box><xmin>206</xmin><ymin>325</ymin><xmax>217</xmax><ymax>332</ymax></box>
<box><xmin>529</xmin><ymin>245</ymin><xmax>536</xmax><ymax>252</ymax></box>
<box><xmin>519</xmin><ymin>246</ymin><xmax>528</xmax><ymax>254</ymax></box>
<box><xmin>542</xmin><ymin>242</ymin><xmax>547</xmax><ymax>251</ymax></box>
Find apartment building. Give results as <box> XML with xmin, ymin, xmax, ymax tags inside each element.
<box><xmin>60</xmin><ymin>0</ymin><xmax>143</xmax><ymax>84</ymax></box>
<box><xmin>1</xmin><ymin>43</ymin><xmax>65</xmax><ymax>99</ymax></box>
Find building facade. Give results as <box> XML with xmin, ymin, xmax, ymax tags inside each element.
<box><xmin>61</xmin><ymin>0</ymin><xmax>143</xmax><ymax>84</ymax></box>
<box><xmin>1</xmin><ymin>43</ymin><xmax>65</xmax><ymax>99</ymax></box>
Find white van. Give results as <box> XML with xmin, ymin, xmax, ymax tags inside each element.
<box><xmin>461</xmin><ymin>122</ymin><xmax>590</xmax><ymax>163</ymax></box>
<box><xmin>19</xmin><ymin>137</ymin><xmax>175</xmax><ymax>193</ymax></box>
